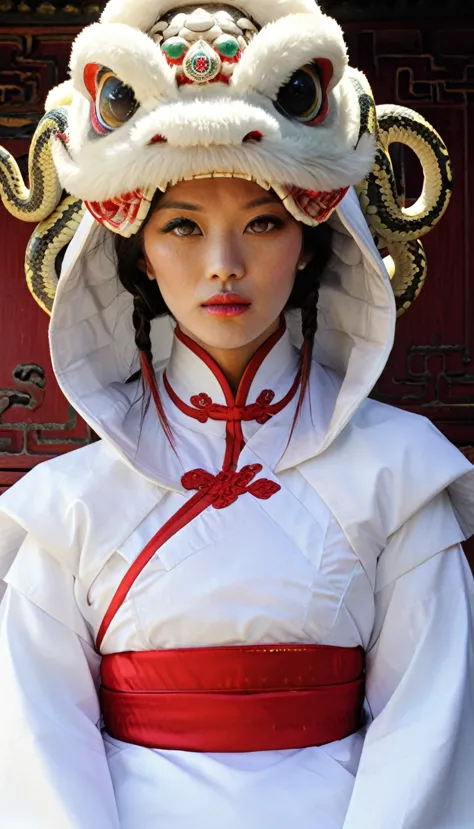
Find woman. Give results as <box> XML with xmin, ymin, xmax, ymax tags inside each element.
<box><xmin>0</xmin><ymin>2</ymin><xmax>473</xmax><ymax>828</ymax></box>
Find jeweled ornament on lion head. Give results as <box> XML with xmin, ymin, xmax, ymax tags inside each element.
<box><xmin>0</xmin><ymin>0</ymin><xmax>452</xmax><ymax>315</ymax></box>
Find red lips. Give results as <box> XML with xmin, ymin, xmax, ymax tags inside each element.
<box><xmin>202</xmin><ymin>293</ymin><xmax>250</xmax><ymax>306</ymax></box>
<box><xmin>202</xmin><ymin>293</ymin><xmax>251</xmax><ymax>317</ymax></box>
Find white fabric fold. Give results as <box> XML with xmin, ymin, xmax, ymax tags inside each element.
<box><xmin>343</xmin><ymin>544</ymin><xmax>474</xmax><ymax>829</ymax></box>
<box><xmin>0</xmin><ymin>586</ymin><xmax>120</xmax><ymax>829</ymax></box>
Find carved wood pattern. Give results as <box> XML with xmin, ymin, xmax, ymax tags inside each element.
<box><xmin>0</xmin><ymin>25</ymin><xmax>92</xmax><ymax>477</ymax></box>
<box><xmin>0</xmin><ymin>2</ymin><xmax>101</xmax><ymax>24</ymax></box>
<box><xmin>0</xmin><ymin>131</ymin><xmax>91</xmax><ymax>479</ymax></box>
<box><xmin>0</xmin><ymin>29</ymin><xmax>77</xmax><ymax>136</ymax></box>
<box><xmin>339</xmin><ymin>23</ymin><xmax>474</xmax><ymax>449</ymax></box>
<box><xmin>322</xmin><ymin>1</ymin><xmax>474</xmax><ymax>19</ymax></box>
<box><xmin>0</xmin><ymin>363</ymin><xmax>45</xmax><ymax>416</ymax></box>
<box><xmin>0</xmin><ymin>359</ymin><xmax>90</xmax><ymax>461</ymax></box>
<box><xmin>1</xmin><ymin>1</ymin><xmax>473</xmax><ymax>24</ymax></box>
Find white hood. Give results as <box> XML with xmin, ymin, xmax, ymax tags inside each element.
<box><xmin>49</xmin><ymin>187</ymin><xmax>395</xmax><ymax>488</ymax></box>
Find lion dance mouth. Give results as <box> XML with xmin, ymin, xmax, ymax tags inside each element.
<box><xmin>84</xmin><ymin>179</ymin><xmax>350</xmax><ymax>237</ymax></box>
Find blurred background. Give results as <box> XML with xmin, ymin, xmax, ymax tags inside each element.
<box><xmin>0</xmin><ymin>0</ymin><xmax>473</xmax><ymax>562</ymax></box>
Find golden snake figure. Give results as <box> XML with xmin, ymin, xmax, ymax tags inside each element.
<box><xmin>0</xmin><ymin>2</ymin><xmax>452</xmax><ymax>317</ymax></box>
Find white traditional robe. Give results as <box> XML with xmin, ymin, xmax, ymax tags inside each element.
<box><xmin>0</xmin><ymin>189</ymin><xmax>473</xmax><ymax>828</ymax></box>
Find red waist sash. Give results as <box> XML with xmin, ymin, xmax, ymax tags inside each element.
<box><xmin>101</xmin><ymin>644</ymin><xmax>365</xmax><ymax>753</ymax></box>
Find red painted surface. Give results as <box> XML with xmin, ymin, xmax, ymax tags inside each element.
<box><xmin>0</xmin><ymin>28</ymin><xmax>91</xmax><ymax>476</ymax></box>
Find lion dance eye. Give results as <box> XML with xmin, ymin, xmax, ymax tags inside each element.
<box><xmin>85</xmin><ymin>64</ymin><xmax>138</xmax><ymax>135</ymax></box>
<box><xmin>276</xmin><ymin>62</ymin><xmax>328</xmax><ymax>126</ymax></box>
<box><xmin>96</xmin><ymin>70</ymin><xmax>138</xmax><ymax>131</ymax></box>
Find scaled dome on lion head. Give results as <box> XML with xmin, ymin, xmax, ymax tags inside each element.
<box><xmin>51</xmin><ymin>0</ymin><xmax>376</xmax><ymax>236</ymax></box>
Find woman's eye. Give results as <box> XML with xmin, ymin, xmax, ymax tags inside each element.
<box><xmin>161</xmin><ymin>218</ymin><xmax>201</xmax><ymax>236</ymax></box>
<box><xmin>173</xmin><ymin>222</ymin><xmax>199</xmax><ymax>237</ymax></box>
<box><xmin>276</xmin><ymin>62</ymin><xmax>325</xmax><ymax>125</ymax></box>
<box><xmin>93</xmin><ymin>68</ymin><xmax>138</xmax><ymax>133</ymax></box>
<box><xmin>247</xmin><ymin>217</ymin><xmax>280</xmax><ymax>234</ymax></box>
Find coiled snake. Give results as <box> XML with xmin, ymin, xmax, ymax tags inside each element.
<box><xmin>351</xmin><ymin>70</ymin><xmax>453</xmax><ymax>316</ymax></box>
<box><xmin>0</xmin><ymin>76</ymin><xmax>452</xmax><ymax>317</ymax></box>
<box><xmin>0</xmin><ymin>108</ymin><xmax>84</xmax><ymax>315</ymax></box>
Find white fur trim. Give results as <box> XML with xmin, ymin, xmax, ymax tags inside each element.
<box><xmin>70</xmin><ymin>23</ymin><xmax>176</xmax><ymax>106</ymax></box>
<box><xmin>232</xmin><ymin>13</ymin><xmax>347</xmax><ymax>97</ymax></box>
<box><xmin>101</xmin><ymin>0</ymin><xmax>322</xmax><ymax>31</ymax></box>
<box><xmin>45</xmin><ymin>80</ymin><xmax>74</xmax><ymax>111</ymax></box>
<box><xmin>135</xmin><ymin>98</ymin><xmax>280</xmax><ymax>147</ymax></box>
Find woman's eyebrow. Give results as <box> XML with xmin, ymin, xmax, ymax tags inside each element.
<box><xmin>156</xmin><ymin>200</ymin><xmax>201</xmax><ymax>211</ymax></box>
<box><xmin>244</xmin><ymin>195</ymin><xmax>281</xmax><ymax>209</ymax></box>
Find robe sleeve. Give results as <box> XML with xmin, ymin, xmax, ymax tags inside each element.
<box><xmin>0</xmin><ymin>535</ymin><xmax>120</xmax><ymax>829</ymax></box>
<box><xmin>343</xmin><ymin>495</ymin><xmax>474</xmax><ymax>828</ymax></box>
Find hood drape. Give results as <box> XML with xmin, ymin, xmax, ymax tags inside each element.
<box><xmin>49</xmin><ymin>187</ymin><xmax>395</xmax><ymax>487</ymax></box>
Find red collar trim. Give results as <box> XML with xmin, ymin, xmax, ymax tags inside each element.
<box><xmin>163</xmin><ymin>372</ymin><xmax>300</xmax><ymax>425</ymax></box>
<box><xmin>166</xmin><ymin>322</ymin><xmax>299</xmax><ymax>471</ymax></box>
<box><xmin>173</xmin><ymin>321</ymin><xmax>286</xmax><ymax>407</ymax></box>
<box><xmin>166</xmin><ymin>321</ymin><xmax>299</xmax><ymax>426</ymax></box>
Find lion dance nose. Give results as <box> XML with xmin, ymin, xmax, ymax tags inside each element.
<box><xmin>149</xmin><ymin>130</ymin><xmax>263</xmax><ymax>145</ymax></box>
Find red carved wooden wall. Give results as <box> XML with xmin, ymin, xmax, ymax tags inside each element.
<box><xmin>344</xmin><ymin>23</ymin><xmax>474</xmax><ymax>448</ymax></box>
<box><xmin>0</xmin><ymin>25</ymin><xmax>91</xmax><ymax>496</ymax></box>
<box><xmin>0</xmin><ymin>9</ymin><xmax>473</xmax><ymax>558</ymax></box>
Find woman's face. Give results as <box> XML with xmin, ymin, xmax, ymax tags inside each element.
<box><xmin>142</xmin><ymin>177</ymin><xmax>304</xmax><ymax>352</ymax></box>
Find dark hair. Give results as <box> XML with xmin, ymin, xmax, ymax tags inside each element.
<box><xmin>114</xmin><ymin>192</ymin><xmax>333</xmax><ymax>441</ymax></box>
<box><xmin>287</xmin><ymin>221</ymin><xmax>332</xmax><ymax>425</ymax></box>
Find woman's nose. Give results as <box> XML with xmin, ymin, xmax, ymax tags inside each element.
<box><xmin>205</xmin><ymin>234</ymin><xmax>246</xmax><ymax>283</ymax></box>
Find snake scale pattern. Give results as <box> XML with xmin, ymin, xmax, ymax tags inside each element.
<box><xmin>0</xmin><ymin>79</ymin><xmax>453</xmax><ymax>317</ymax></box>
<box><xmin>351</xmin><ymin>71</ymin><xmax>453</xmax><ymax>315</ymax></box>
